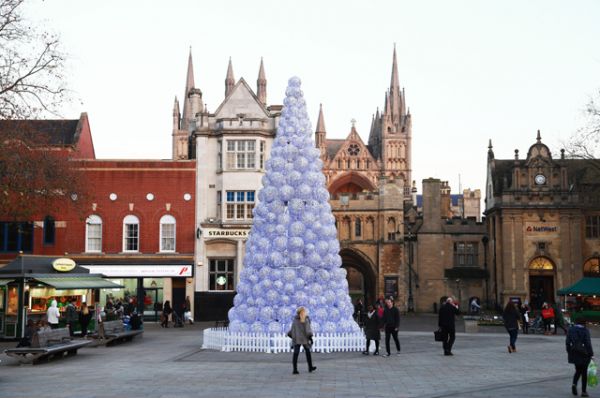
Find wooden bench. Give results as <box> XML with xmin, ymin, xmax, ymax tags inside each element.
<box><xmin>92</xmin><ymin>320</ymin><xmax>143</xmax><ymax>346</ymax></box>
<box><xmin>4</xmin><ymin>328</ymin><xmax>91</xmax><ymax>365</ymax></box>
<box><xmin>215</xmin><ymin>319</ymin><xmax>229</xmax><ymax>328</ymax></box>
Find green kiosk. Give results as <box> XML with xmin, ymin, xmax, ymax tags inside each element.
<box><xmin>558</xmin><ymin>277</ymin><xmax>600</xmax><ymax>323</ymax></box>
<box><xmin>0</xmin><ymin>255</ymin><xmax>122</xmax><ymax>339</ymax></box>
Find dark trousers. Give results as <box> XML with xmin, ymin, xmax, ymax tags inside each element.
<box><xmin>292</xmin><ymin>344</ymin><xmax>313</xmax><ymax>371</ymax></box>
<box><xmin>385</xmin><ymin>326</ymin><xmax>400</xmax><ymax>354</ymax></box>
<box><xmin>522</xmin><ymin>317</ymin><xmax>529</xmax><ymax>334</ymax></box>
<box><xmin>573</xmin><ymin>361</ymin><xmax>591</xmax><ymax>392</ymax></box>
<box><xmin>553</xmin><ymin>319</ymin><xmax>568</xmax><ymax>334</ymax></box>
<box><xmin>67</xmin><ymin>322</ymin><xmax>75</xmax><ymax>337</ymax></box>
<box><xmin>162</xmin><ymin>313</ymin><xmax>170</xmax><ymax>327</ymax></box>
<box><xmin>81</xmin><ymin>321</ymin><xmax>90</xmax><ymax>337</ymax></box>
<box><xmin>50</xmin><ymin>323</ymin><xmax>59</xmax><ymax>330</ymax></box>
<box><xmin>441</xmin><ymin>327</ymin><xmax>455</xmax><ymax>353</ymax></box>
<box><xmin>366</xmin><ymin>339</ymin><xmax>379</xmax><ymax>353</ymax></box>
<box><xmin>543</xmin><ymin>318</ymin><xmax>552</xmax><ymax>332</ymax></box>
<box><xmin>507</xmin><ymin>328</ymin><xmax>518</xmax><ymax>349</ymax></box>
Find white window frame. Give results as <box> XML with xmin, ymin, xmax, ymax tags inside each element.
<box><xmin>85</xmin><ymin>215</ymin><xmax>102</xmax><ymax>253</ymax></box>
<box><xmin>159</xmin><ymin>214</ymin><xmax>176</xmax><ymax>252</ymax></box>
<box><xmin>225</xmin><ymin>191</ymin><xmax>255</xmax><ymax>220</ymax></box>
<box><xmin>123</xmin><ymin>215</ymin><xmax>140</xmax><ymax>252</ymax></box>
<box><xmin>225</xmin><ymin>139</ymin><xmax>257</xmax><ymax>170</ymax></box>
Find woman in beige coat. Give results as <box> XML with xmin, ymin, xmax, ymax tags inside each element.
<box><xmin>288</xmin><ymin>307</ymin><xmax>317</xmax><ymax>374</ymax></box>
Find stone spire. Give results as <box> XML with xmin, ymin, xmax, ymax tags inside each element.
<box><xmin>182</xmin><ymin>48</ymin><xmax>195</xmax><ymax>128</ymax></box>
<box><xmin>225</xmin><ymin>57</ymin><xmax>235</xmax><ymax>97</ymax></box>
<box><xmin>315</xmin><ymin>103</ymin><xmax>327</xmax><ymax>147</ymax></box>
<box><xmin>389</xmin><ymin>44</ymin><xmax>403</xmax><ymax>123</ymax></box>
<box><xmin>257</xmin><ymin>57</ymin><xmax>267</xmax><ymax>105</ymax></box>
<box><xmin>172</xmin><ymin>96</ymin><xmax>180</xmax><ymax>130</ymax></box>
<box><xmin>536</xmin><ymin>129</ymin><xmax>542</xmax><ymax>142</ymax></box>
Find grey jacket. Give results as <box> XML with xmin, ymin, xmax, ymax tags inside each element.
<box><xmin>288</xmin><ymin>315</ymin><xmax>313</xmax><ymax>345</ymax></box>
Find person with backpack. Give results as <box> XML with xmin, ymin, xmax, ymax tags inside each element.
<box><xmin>566</xmin><ymin>318</ymin><xmax>594</xmax><ymax>397</ymax></box>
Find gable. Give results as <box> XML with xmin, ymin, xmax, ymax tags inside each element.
<box><xmin>330</xmin><ymin>128</ymin><xmax>377</xmax><ymax>164</ymax></box>
<box><xmin>214</xmin><ymin>78</ymin><xmax>269</xmax><ymax>119</ymax></box>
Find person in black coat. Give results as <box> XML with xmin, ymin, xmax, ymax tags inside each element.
<box><xmin>438</xmin><ymin>297</ymin><xmax>460</xmax><ymax>356</ymax></box>
<box><xmin>162</xmin><ymin>300</ymin><xmax>172</xmax><ymax>328</ymax></box>
<box><xmin>79</xmin><ymin>303</ymin><xmax>92</xmax><ymax>338</ymax></box>
<box><xmin>382</xmin><ymin>298</ymin><xmax>400</xmax><ymax>356</ymax></box>
<box><xmin>362</xmin><ymin>305</ymin><xmax>381</xmax><ymax>355</ymax></box>
<box><xmin>566</xmin><ymin>318</ymin><xmax>594</xmax><ymax>397</ymax></box>
<box><xmin>502</xmin><ymin>301</ymin><xmax>520</xmax><ymax>353</ymax></box>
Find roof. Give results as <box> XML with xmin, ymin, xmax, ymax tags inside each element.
<box><xmin>557</xmin><ymin>277</ymin><xmax>600</xmax><ymax>296</ymax></box>
<box><xmin>0</xmin><ymin>119</ymin><xmax>80</xmax><ymax>146</ymax></box>
<box><xmin>324</xmin><ymin>139</ymin><xmax>345</xmax><ymax>159</ymax></box>
<box><xmin>0</xmin><ymin>255</ymin><xmax>91</xmax><ymax>275</ymax></box>
<box><xmin>416</xmin><ymin>194</ymin><xmax>462</xmax><ymax>207</ymax></box>
<box><xmin>35</xmin><ymin>276</ymin><xmax>123</xmax><ymax>289</ymax></box>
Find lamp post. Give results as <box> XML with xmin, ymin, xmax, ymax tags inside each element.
<box><xmin>404</xmin><ymin>225</ymin><xmax>417</xmax><ymax>312</ymax></box>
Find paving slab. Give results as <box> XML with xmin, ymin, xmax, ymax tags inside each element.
<box><xmin>0</xmin><ymin>320</ymin><xmax>596</xmax><ymax>398</ymax></box>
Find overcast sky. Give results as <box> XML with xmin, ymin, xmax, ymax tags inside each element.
<box><xmin>24</xmin><ymin>0</ymin><xmax>600</xmax><ymax>194</ymax></box>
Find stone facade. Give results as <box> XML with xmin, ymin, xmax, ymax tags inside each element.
<box><xmin>485</xmin><ymin>131</ymin><xmax>600</xmax><ymax>309</ymax></box>
<box><xmin>410</xmin><ymin>179</ymin><xmax>487</xmax><ymax>312</ymax></box>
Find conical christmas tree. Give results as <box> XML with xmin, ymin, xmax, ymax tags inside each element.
<box><xmin>228</xmin><ymin>77</ymin><xmax>359</xmax><ymax>334</ymax></box>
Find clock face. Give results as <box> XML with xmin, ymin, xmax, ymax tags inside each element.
<box><xmin>534</xmin><ymin>174</ymin><xmax>546</xmax><ymax>185</ymax></box>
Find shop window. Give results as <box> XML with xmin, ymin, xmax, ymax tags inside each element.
<box><xmin>43</xmin><ymin>216</ymin><xmax>55</xmax><ymax>245</ymax></box>
<box><xmin>209</xmin><ymin>259</ymin><xmax>235</xmax><ymax>291</ymax></box>
<box><xmin>225</xmin><ymin>191</ymin><xmax>255</xmax><ymax>220</ymax></box>
<box><xmin>123</xmin><ymin>215</ymin><xmax>140</xmax><ymax>252</ymax></box>
<box><xmin>160</xmin><ymin>215</ymin><xmax>176</xmax><ymax>252</ymax></box>
<box><xmin>86</xmin><ymin>215</ymin><xmax>102</xmax><ymax>252</ymax></box>
<box><xmin>454</xmin><ymin>241</ymin><xmax>479</xmax><ymax>266</ymax></box>
<box><xmin>0</xmin><ymin>222</ymin><xmax>33</xmax><ymax>253</ymax></box>
<box><xmin>586</xmin><ymin>216</ymin><xmax>600</xmax><ymax>239</ymax></box>
<box><xmin>226</xmin><ymin>140</ymin><xmax>256</xmax><ymax>170</ymax></box>
<box><xmin>355</xmin><ymin>218</ymin><xmax>362</xmax><ymax>237</ymax></box>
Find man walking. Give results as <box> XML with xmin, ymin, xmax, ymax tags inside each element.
<box><xmin>383</xmin><ymin>298</ymin><xmax>401</xmax><ymax>357</ymax></box>
<box><xmin>438</xmin><ymin>297</ymin><xmax>460</xmax><ymax>356</ymax></box>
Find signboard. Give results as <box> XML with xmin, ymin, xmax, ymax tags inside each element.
<box><xmin>52</xmin><ymin>258</ymin><xmax>76</xmax><ymax>272</ymax></box>
<box><xmin>384</xmin><ymin>276</ymin><xmax>398</xmax><ymax>300</ymax></box>
<box><xmin>524</xmin><ymin>223</ymin><xmax>559</xmax><ymax>235</ymax></box>
<box><xmin>203</xmin><ymin>228</ymin><xmax>249</xmax><ymax>239</ymax></box>
<box><xmin>82</xmin><ymin>265</ymin><xmax>193</xmax><ymax>277</ymax></box>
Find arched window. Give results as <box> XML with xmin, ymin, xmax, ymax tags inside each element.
<box><xmin>123</xmin><ymin>215</ymin><xmax>140</xmax><ymax>252</ymax></box>
<box><xmin>43</xmin><ymin>216</ymin><xmax>55</xmax><ymax>245</ymax></box>
<box><xmin>160</xmin><ymin>215</ymin><xmax>176</xmax><ymax>252</ymax></box>
<box><xmin>584</xmin><ymin>257</ymin><xmax>600</xmax><ymax>277</ymax></box>
<box><xmin>387</xmin><ymin>218</ymin><xmax>397</xmax><ymax>241</ymax></box>
<box><xmin>86</xmin><ymin>215</ymin><xmax>102</xmax><ymax>252</ymax></box>
<box><xmin>355</xmin><ymin>218</ymin><xmax>362</xmax><ymax>238</ymax></box>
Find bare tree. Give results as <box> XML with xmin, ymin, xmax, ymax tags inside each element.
<box><xmin>0</xmin><ymin>122</ymin><xmax>87</xmax><ymax>220</ymax></box>
<box><xmin>0</xmin><ymin>0</ymin><xmax>67</xmax><ymax>119</ymax></box>
<box><xmin>564</xmin><ymin>89</ymin><xmax>600</xmax><ymax>164</ymax></box>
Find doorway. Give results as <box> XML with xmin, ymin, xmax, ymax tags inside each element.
<box><xmin>529</xmin><ymin>275</ymin><xmax>554</xmax><ymax>310</ymax></box>
<box><xmin>172</xmin><ymin>278</ymin><xmax>186</xmax><ymax>318</ymax></box>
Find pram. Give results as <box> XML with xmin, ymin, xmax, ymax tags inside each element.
<box><xmin>528</xmin><ymin>315</ymin><xmax>546</xmax><ymax>334</ymax></box>
<box><xmin>172</xmin><ymin>310</ymin><xmax>184</xmax><ymax>328</ymax></box>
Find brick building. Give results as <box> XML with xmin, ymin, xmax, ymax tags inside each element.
<box><xmin>0</xmin><ymin>116</ymin><xmax>196</xmax><ymax>328</ymax></box>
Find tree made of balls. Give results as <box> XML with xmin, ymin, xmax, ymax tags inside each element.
<box><xmin>228</xmin><ymin>77</ymin><xmax>359</xmax><ymax>335</ymax></box>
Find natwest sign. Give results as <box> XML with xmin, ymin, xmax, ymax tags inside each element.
<box><xmin>82</xmin><ymin>265</ymin><xmax>193</xmax><ymax>277</ymax></box>
<box><xmin>524</xmin><ymin>223</ymin><xmax>559</xmax><ymax>234</ymax></box>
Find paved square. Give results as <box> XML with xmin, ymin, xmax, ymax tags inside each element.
<box><xmin>0</xmin><ymin>319</ymin><xmax>595</xmax><ymax>398</ymax></box>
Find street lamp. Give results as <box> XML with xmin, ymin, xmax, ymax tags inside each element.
<box><xmin>404</xmin><ymin>224</ymin><xmax>417</xmax><ymax>312</ymax></box>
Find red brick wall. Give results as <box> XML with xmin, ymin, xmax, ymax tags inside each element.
<box><xmin>0</xmin><ymin>160</ymin><xmax>196</xmax><ymax>263</ymax></box>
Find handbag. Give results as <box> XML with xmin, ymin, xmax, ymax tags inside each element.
<box><xmin>434</xmin><ymin>328</ymin><xmax>443</xmax><ymax>342</ymax></box>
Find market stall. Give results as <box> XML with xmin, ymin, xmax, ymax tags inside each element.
<box><xmin>0</xmin><ymin>255</ymin><xmax>122</xmax><ymax>339</ymax></box>
<box><xmin>557</xmin><ymin>277</ymin><xmax>600</xmax><ymax>323</ymax></box>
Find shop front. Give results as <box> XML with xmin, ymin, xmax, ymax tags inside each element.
<box><xmin>80</xmin><ymin>263</ymin><xmax>193</xmax><ymax>322</ymax></box>
<box><xmin>0</xmin><ymin>255</ymin><xmax>122</xmax><ymax>339</ymax></box>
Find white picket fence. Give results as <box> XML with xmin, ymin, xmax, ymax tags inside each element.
<box><xmin>202</xmin><ymin>327</ymin><xmax>365</xmax><ymax>353</ymax></box>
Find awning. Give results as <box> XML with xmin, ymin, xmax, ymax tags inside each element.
<box><xmin>0</xmin><ymin>279</ymin><xmax>14</xmax><ymax>287</ymax></box>
<box><xmin>34</xmin><ymin>277</ymin><xmax>123</xmax><ymax>290</ymax></box>
<box><xmin>557</xmin><ymin>277</ymin><xmax>600</xmax><ymax>296</ymax></box>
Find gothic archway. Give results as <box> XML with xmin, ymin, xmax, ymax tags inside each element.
<box><xmin>328</xmin><ymin>172</ymin><xmax>377</xmax><ymax>196</ymax></box>
<box><xmin>340</xmin><ymin>248</ymin><xmax>377</xmax><ymax>307</ymax></box>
